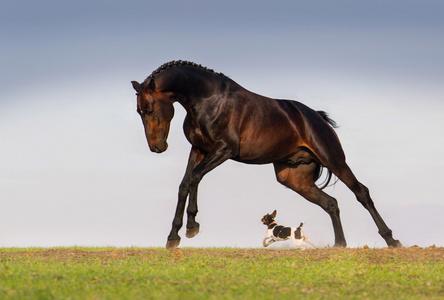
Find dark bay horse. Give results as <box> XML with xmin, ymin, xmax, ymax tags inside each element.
<box><xmin>131</xmin><ymin>60</ymin><xmax>401</xmax><ymax>249</ymax></box>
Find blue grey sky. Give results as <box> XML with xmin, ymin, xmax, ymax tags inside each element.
<box><xmin>1</xmin><ymin>0</ymin><xmax>443</xmax><ymax>247</ymax></box>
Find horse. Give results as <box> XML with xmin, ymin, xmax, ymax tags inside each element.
<box><xmin>131</xmin><ymin>60</ymin><xmax>401</xmax><ymax>249</ymax></box>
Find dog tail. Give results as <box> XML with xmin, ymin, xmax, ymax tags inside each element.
<box><xmin>294</xmin><ymin>223</ymin><xmax>304</xmax><ymax>239</ymax></box>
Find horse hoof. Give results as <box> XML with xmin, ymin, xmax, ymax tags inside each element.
<box><xmin>334</xmin><ymin>241</ymin><xmax>347</xmax><ymax>248</ymax></box>
<box><xmin>186</xmin><ymin>224</ymin><xmax>200</xmax><ymax>238</ymax></box>
<box><xmin>166</xmin><ymin>238</ymin><xmax>181</xmax><ymax>249</ymax></box>
<box><xmin>389</xmin><ymin>239</ymin><xmax>402</xmax><ymax>248</ymax></box>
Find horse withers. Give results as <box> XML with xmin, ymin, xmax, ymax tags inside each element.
<box><xmin>131</xmin><ymin>60</ymin><xmax>402</xmax><ymax>249</ymax></box>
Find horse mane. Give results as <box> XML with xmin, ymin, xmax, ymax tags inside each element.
<box><xmin>317</xmin><ymin>111</ymin><xmax>338</xmax><ymax>128</ymax></box>
<box><xmin>144</xmin><ymin>60</ymin><xmax>226</xmax><ymax>83</ymax></box>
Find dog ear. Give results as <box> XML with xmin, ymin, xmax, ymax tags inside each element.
<box><xmin>271</xmin><ymin>210</ymin><xmax>277</xmax><ymax>218</ymax></box>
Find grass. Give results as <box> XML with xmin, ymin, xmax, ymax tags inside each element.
<box><xmin>0</xmin><ymin>247</ymin><xmax>443</xmax><ymax>299</ymax></box>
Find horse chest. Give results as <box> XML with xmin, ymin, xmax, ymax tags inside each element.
<box><xmin>183</xmin><ymin>119</ymin><xmax>212</xmax><ymax>151</ymax></box>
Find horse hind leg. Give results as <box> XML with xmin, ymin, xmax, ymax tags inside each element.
<box><xmin>274</xmin><ymin>161</ymin><xmax>347</xmax><ymax>247</ymax></box>
<box><xmin>302</xmin><ymin>128</ymin><xmax>401</xmax><ymax>247</ymax></box>
<box><xmin>332</xmin><ymin>163</ymin><xmax>402</xmax><ymax>247</ymax></box>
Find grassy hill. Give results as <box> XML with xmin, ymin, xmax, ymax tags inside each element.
<box><xmin>0</xmin><ymin>247</ymin><xmax>443</xmax><ymax>299</ymax></box>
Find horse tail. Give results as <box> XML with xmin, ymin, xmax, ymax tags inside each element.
<box><xmin>313</xmin><ymin>163</ymin><xmax>337</xmax><ymax>190</ymax></box>
<box><xmin>317</xmin><ymin>111</ymin><xmax>338</xmax><ymax>128</ymax></box>
<box><xmin>308</xmin><ymin>111</ymin><xmax>338</xmax><ymax>189</ymax></box>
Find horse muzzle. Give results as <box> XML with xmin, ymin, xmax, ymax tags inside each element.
<box><xmin>149</xmin><ymin>142</ymin><xmax>168</xmax><ymax>153</ymax></box>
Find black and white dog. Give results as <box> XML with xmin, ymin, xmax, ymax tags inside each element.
<box><xmin>261</xmin><ymin>210</ymin><xmax>313</xmax><ymax>248</ymax></box>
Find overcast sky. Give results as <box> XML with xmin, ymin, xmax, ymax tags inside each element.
<box><xmin>1</xmin><ymin>0</ymin><xmax>443</xmax><ymax>248</ymax></box>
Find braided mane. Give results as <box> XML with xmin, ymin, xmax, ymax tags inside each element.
<box><xmin>144</xmin><ymin>60</ymin><xmax>225</xmax><ymax>83</ymax></box>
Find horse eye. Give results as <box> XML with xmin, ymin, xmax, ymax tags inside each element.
<box><xmin>138</xmin><ymin>109</ymin><xmax>153</xmax><ymax>116</ymax></box>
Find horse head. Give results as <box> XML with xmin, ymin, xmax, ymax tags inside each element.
<box><xmin>131</xmin><ymin>78</ymin><xmax>175</xmax><ymax>153</ymax></box>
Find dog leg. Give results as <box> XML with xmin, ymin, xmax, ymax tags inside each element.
<box><xmin>263</xmin><ymin>237</ymin><xmax>275</xmax><ymax>247</ymax></box>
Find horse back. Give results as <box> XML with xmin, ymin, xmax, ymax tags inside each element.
<box><xmin>234</xmin><ymin>90</ymin><xmax>345</xmax><ymax>165</ymax></box>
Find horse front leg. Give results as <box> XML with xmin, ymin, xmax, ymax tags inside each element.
<box><xmin>185</xmin><ymin>182</ymin><xmax>200</xmax><ymax>238</ymax></box>
<box><xmin>183</xmin><ymin>143</ymin><xmax>233</xmax><ymax>242</ymax></box>
<box><xmin>185</xmin><ymin>150</ymin><xmax>206</xmax><ymax>238</ymax></box>
<box><xmin>166</xmin><ymin>147</ymin><xmax>204</xmax><ymax>249</ymax></box>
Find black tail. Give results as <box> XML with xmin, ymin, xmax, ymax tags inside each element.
<box><xmin>313</xmin><ymin>163</ymin><xmax>338</xmax><ymax>190</ymax></box>
<box><xmin>314</xmin><ymin>165</ymin><xmax>332</xmax><ymax>190</ymax></box>
<box><xmin>313</xmin><ymin>111</ymin><xmax>338</xmax><ymax>189</ymax></box>
<box><xmin>317</xmin><ymin>111</ymin><xmax>338</xmax><ymax>128</ymax></box>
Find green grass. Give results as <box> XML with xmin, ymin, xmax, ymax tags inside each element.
<box><xmin>1</xmin><ymin>247</ymin><xmax>443</xmax><ymax>299</ymax></box>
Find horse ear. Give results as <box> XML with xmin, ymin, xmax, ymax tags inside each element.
<box><xmin>146</xmin><ymin>78</ymin><xmax>156</xmax><ymax>91</ymax></box>
<box><xmin>131</xmin><ymin>81</ymin><xmax>141</xmax><ymax>92</ymax></box>
<box><xmin>271</xmin><ymin>210</ymin><xmax>277</xmax><ymax>218</ymax></box>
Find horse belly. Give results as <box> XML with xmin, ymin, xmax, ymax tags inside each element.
<box><xmin>237</xmin><ymin>130</ymin><xmax>300</xmax><ymax>164</ymax></box>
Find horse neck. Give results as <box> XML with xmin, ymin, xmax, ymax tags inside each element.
<box><xmin>175</xmin><ymin>93</ymin><xmax>204</xmax><ymax>114</ymax></box>
<box><xmin>161</xmin><ymin>69</ymin><xmax>222</xmax><ymax>113</ymax></box>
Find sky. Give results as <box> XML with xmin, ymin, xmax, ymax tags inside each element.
<box><xmin>1</xmin><ymin>0</ymin><xmax>443</xmax><ymax>248</ymax></box>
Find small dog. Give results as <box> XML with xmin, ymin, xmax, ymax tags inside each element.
<box><xmin>261</xmin><ymin>210</ymin><xmax>313</xmax><ymax>248</ymax></box>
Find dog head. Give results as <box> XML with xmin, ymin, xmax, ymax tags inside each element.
<box><xmin>261</xmin><ymin>210</ymin><xmax>277</xmax><ymax>225</ymax></box>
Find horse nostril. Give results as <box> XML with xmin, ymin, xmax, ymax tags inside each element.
<box><xmin>149</xmin><ymin>145</ymin><xmax>159</xmax><ymax>152</ymax></box>
<box><xmin>149</xmin><ymin>142</ymin><xmax>167</xmax><ymax>153</ymax></box>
